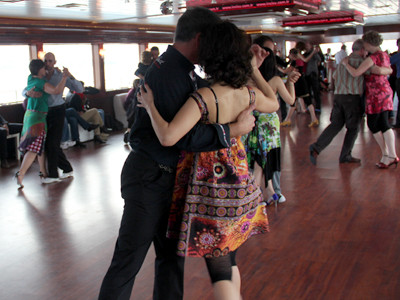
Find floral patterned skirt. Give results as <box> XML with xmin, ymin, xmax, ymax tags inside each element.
<box><xmin>167</xmin><ymin>138</ymin><xmax>269</xmax><ymax>258</ymax></box>
<box><xmin>242</xmin><ymin>111</ymin><xmax>281</xmax><ymax>170</ymax></box>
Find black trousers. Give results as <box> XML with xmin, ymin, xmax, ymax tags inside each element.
<box><xmin>278</xmin><ymin>95</ymin><xmax>287</xmax><ymax>120</ymax></box>
<box><xmin>367</xmin><ymin>111</ymin><xmax>391</xmax><ymax>134</ymax></box>
<box><xmin>395</xmin><ymin>78</ymin><xmax>400</xmax><ymax>126</ymax></box>
<box><xmin>99</xmin><ymin>151</ymin><xmax>184</xmax><ymax>300</ymax></box>
<box><xmin>311</xmin><ymin>94</ymin><xmax>363</xmax><ymax>161</ymax></box>
<box><xmin>46</xmin><ymin>104</ymin><xmax>73</xmax><ymax>178</ymax></box>
<box><xmin>0</xmin><ymin>123</ymin><xmax>23</xmax><ymax>160</ymax></box>
<box><xmin>305</xmin><ymin>72</ymin><xmax>321</xmax><ymax>110</ymax></box>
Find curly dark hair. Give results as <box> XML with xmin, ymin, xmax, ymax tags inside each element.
<box><xmin>362</xmin><ymin>31</ymin><xmax>383</xmax><ymax>47</ymax></box>
<box><xmin>198</xmin><ymin>21</ymin><xmax>252</xmax><ymax>89</ymax></box>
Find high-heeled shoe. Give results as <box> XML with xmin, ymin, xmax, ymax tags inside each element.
<box><xmin>388</xmin><ymin>156</ymin><xmax>399</xmax><ymax>168</ymax></box>
<box><xmin>376</xmin><ymin>156</ymin><xmax>399</xmax><ymax>169</ymax></box>
<box><xmin>376</xmin><ymin>155</ymin><xmax>388</xmax><ymax>168</ymax></box>
<box><xmin>281</xmin><ymin>120</ymin><xmax>291</xmax><ymax>127</ymax></box>
<box><xmin>308</xmin><ymin>120</ymin><xmax>319</xmax><ymax>127</ymax></box>
<box><xmin>38</xmin><ymin>171</ymin><xmax>48</xmax><ymax>178</ymax></box>
<box><xmin>14</xmin><ymin>171</ymin><xmax>24</xmax><ymax>189</ymax></box>
<box><xmin>266</xmin><ymin>193</ymin><xmax>279</xmax><ymax>206</ymax></box>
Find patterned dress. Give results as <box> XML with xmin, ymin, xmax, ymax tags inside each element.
<box><xmin>364</xmin><ymin>50</ymin><xmax>393</xmax><ymax>114</ymax></box>
<box><xmin>19</xmin><ymin>75</ymin><xmax>49</xmax><ymax>155</ymax></box>
<box><xmin>166</xmin><ymin>87</ymin><xmax>269</xmax><ymax>258</ymax></box>
<box><xmin>242</xmin><ymin>111</ymin><xmax>281</xmax><ymax>183</ymax></box>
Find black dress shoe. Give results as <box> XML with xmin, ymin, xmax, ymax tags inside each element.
<box><xmin>1</xmin><ymin>160</ymin><xmax>11</xmax><ymax>169</ymax></box>
<box><xmin>94</xmin><ymin>135</ymin><xmax>106</xmax><ymax>144</ymax></box>
<box><xmin>74</xmin><ymin>141</ymin><xmax>87</xmax><ymax>148</ymax></box>
<box><xmin>339</xmin><ymin>156</ymin><xmax>361</xmax><ymax>164</ymax></box>
<box><xmin>87</xmin><ymin>123</ymin><xmax>99</xmax><ymax>131</ymax></box>
<box><xmin>101</xmin><ymin>126</ymin><xmax>112</xmax><ymax>134</ymax></box>
<box><xmin>309</xmin><ymin>145</ymin><xmax>318</xmax><ymax>165</ymax></box>
<box><xmin>123</xmin><ymin>130</ymin><xmax>130</xmax><ymax>144</ymax></box>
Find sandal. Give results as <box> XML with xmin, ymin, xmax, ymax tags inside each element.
<box><xmin>308</xmin><ymin>120</ymin><xmax>319</xmax><ymax>127</ymax></box>
<box><xmin>14</xmin><ymin>171</ymin><xmax>24</xmax><ymax>189</ymax></box>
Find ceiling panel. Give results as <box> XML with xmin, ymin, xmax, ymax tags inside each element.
<box><xmin>0</xmin><ymin>0</ymin><xmax>399</xmax><ymax>33</ymax></box>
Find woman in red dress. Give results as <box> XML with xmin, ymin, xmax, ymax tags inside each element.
<box><xmin>343</xmin><ymin>31</ymin><xmax>398</xmax><ymax>168</ymax></box>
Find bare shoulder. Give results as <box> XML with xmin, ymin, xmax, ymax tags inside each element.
<box><xmin>193</xmin><ymin>87</ymin><xmax>214</xmax><ymax>104</ymax></box>
<box><xmin>268</xmin><ymin>76</ymin><xmax>282</xmax><ymax>91</ymax></box>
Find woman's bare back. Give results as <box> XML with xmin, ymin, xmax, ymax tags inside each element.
<box><xmin>196</xmin><ymin>84</ymin><xmax>256</xmax><ymax>124</ymax></box>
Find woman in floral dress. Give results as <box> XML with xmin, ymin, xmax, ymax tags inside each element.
<box><xmin>242</xmin><ymin>37</ymin><xmax>300</xmax><ymax>205</ymax></box>
<box><xmin>138</xmin><ymin>21</ymin><xmax>279</xmax><ymax>300</ymax></box>
<box><xmin>343</xmin><ymin>31</ymin><xmax>398</xmax><ymax>168</ymax></box>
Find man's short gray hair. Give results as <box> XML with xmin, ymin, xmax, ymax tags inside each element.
<box><xmin>352</xmin><ymin>39</ymin><xmax>364</xmax><ymax>52</ymax></box>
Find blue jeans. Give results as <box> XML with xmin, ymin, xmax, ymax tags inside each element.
<box><xmin>98</xmin><ymin>108</ymin><xmax>105</xmax><ymax>123</ymax></box>
<box><xmin>64</xmin><ymin>108</ymin><xmax>91</xmax><ymax>142</ymax></box>
<box><xmin>61</xmin><ymin>118</ymin><xmax>70</xmax><ymax>142</ymax></box>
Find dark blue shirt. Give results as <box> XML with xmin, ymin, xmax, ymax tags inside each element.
<box><xmin>390</xmin><ymin>52</ymin><xmax>400</xmax><ymax>78</ymax></box>
<box><xmin>129</xmin><ymin>45</ymin><xmax>230</xmax><ymax>167</ymax></box>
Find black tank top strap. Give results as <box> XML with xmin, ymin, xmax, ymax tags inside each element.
<box><xmin>246</xmin><ymin>86</ymin><xmax>256</xmax><ymax>105</ymax></box>
<box><xmin>208</xmin><ymin>87</ymin><xmax>219</xmax><ymax>123</ymax></box>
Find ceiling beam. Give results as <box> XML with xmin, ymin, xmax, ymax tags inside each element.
<box><xmin>0</xmin><ymin>16</ymin><xmax>176</xmax><ymax>32</ymax></box>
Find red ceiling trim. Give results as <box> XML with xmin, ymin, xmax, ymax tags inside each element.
<box><xmin>282</xmin><ymin>10</ymin><xmax>364</xmax><ymax>26</ymax></box>
<box><xmin>186</xmin><ymin>0</ymin><xmax>321</xmax><ymax>15</ymax></box>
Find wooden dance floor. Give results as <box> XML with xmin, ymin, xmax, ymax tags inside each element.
<box><xmin>1</xmin><ymin>91</ymin><xmax>399</xmax><ymax>300</ymax></box>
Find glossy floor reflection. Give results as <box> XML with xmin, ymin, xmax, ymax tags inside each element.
<box><xmin>1</xmin><ymin>92</ymin><xmax>400</xmax><ymax>300</ymax></box>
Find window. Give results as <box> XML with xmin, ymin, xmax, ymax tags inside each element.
<box><xmin>381</xmin><ymin>40</ymin><xmax>398</xmax><ymax>54</ymax></box>
<box><xmin>43</xmin><ymin>43</ymin><xmax>94</xmax><ymax>89</ymax></box>
<box><xmin>285</xmin><ymin>40</ymin><xmax>297</xmax><ymax>56</ymax></box>
<box><xmin>319</xmin><ymin>42</ymin><xmax>353</xmax><ymax>58</ymax></box>
<box><xmin>0</xmin><ymin>45</ymin><xmax>30</xmax><ymax>104</ymax></box>
<box><xmin>103</xmin><ymin>43</ymin><xmax>140</xmax><ymax>90</ymax></box>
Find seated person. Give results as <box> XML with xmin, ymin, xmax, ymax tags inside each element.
<box><xmin>0</xmin><ymin>113</ymin><xmax>23</xmax><ymax>168</ymax></box>
<box><xmin>123</xmin><ymin>55</ymin><xmax>152</xmax><ymax>144</ymax></box>
<box><xmin>134</xmin><ymin>51</ymin><xmax>152</xmax><ymax>80</ymax></box>
<box><xmin>66</xmin><ymin>88</ymin><xmax>109</xmax><ymax>143</ymax></box>
<box><xmin>124</xmin><ymin>79</ymin><xmax>140</xmax><ymax>112</ymax></box>
<box><xmin>123</xmin><ymin>79</ymin><xmax>140</xmax><ymax>144</ymax></box>
<box><xmin>61</xmin><ymin>107</ymin><xmax>99</xmax><ymax>149</ymax></box>
<box><xmin>150</xmin><ymin>46</ymin><xmax>159</xmax><ymax>62</ymax></box>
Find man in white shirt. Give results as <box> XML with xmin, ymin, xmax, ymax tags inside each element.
<box><xmin>335</xmin><ymin>44</ymin><xmax>348</xmax><ymax>65</ymax></box>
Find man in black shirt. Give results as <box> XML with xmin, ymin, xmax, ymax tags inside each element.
<box><xmin>99</xmin><ymin>7</ymin><xmax>255</xmax><ymax>300</ymax></box>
